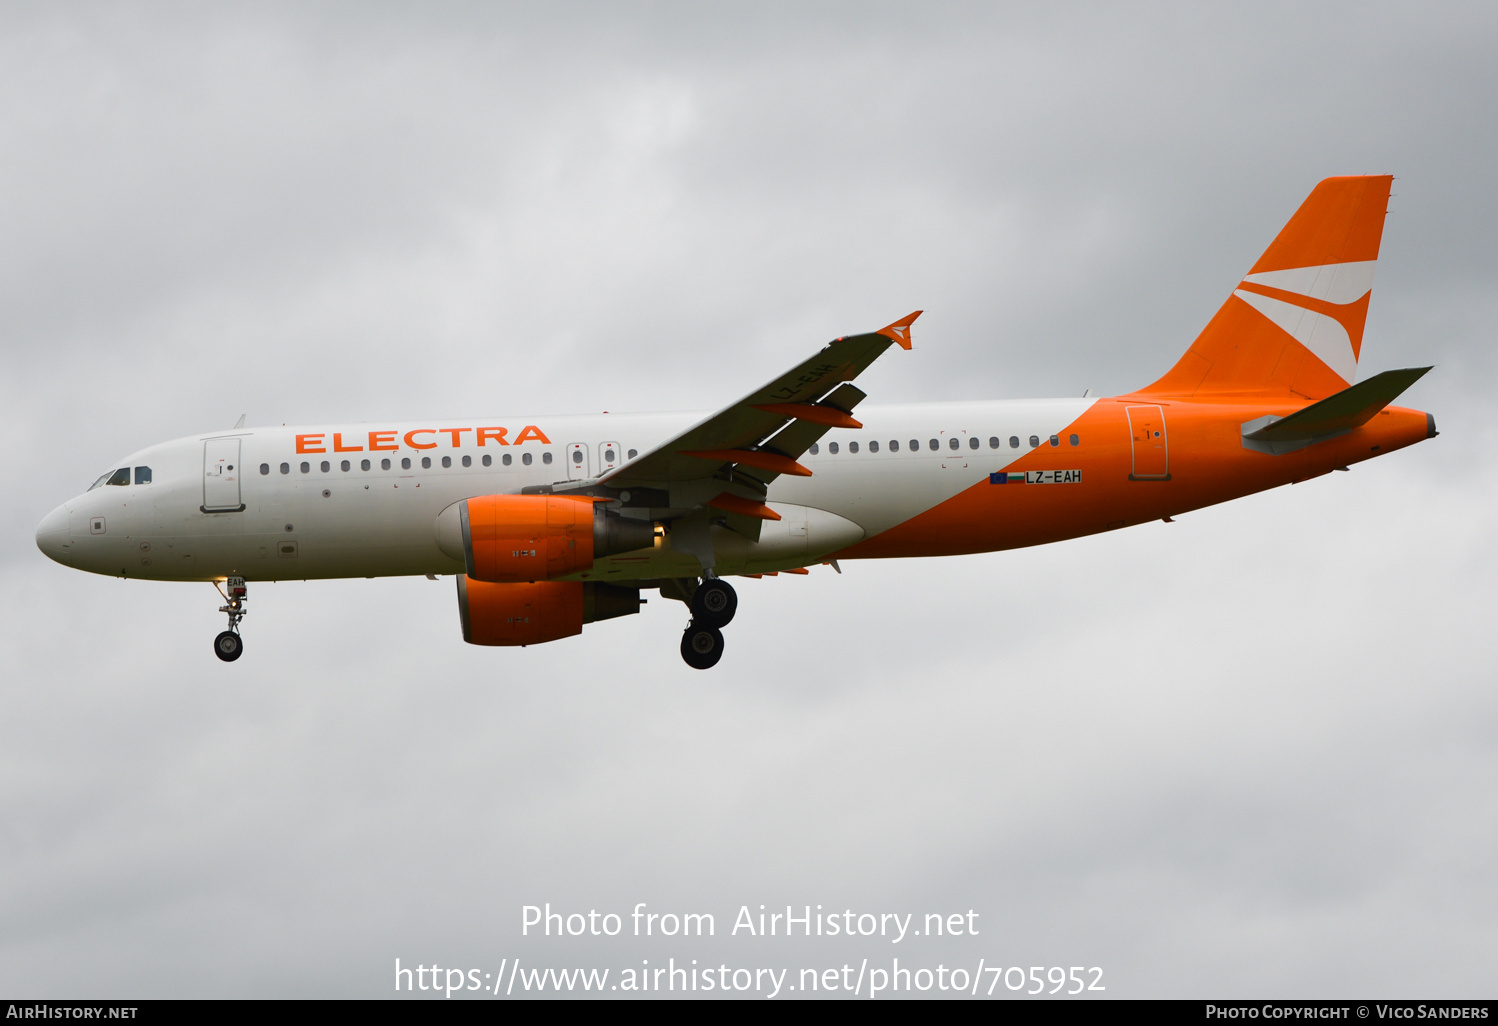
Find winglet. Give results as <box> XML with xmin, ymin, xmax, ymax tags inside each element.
<box><xmin>877</xmin><ymin>310</ymin><xmax>923</xmax><ymax>350</ymax></box>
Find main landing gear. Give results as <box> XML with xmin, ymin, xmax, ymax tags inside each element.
<box><xmin>679</xmin><ymin>577</ymin><xmax>736</xmax><ymax>670</ymax></box>
<box><xmin>212</xmin><ymin>576</ymin><xmax>248</xmax><ymax>663</ymax></box>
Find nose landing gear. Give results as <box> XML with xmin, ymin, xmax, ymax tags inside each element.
<box><xmin>679</xmin><ymin>577</ymin><xmax>736</xmax><ymax>670</ymax></box>
<box><xmin>212</xmin><ymin>577</ymin><xmax>248</xmax><ymax>663</ymax></box>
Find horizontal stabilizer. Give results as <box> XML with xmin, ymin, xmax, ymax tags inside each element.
<box><xmin>1242</xmin><ymin>367</ymin><xmax>1431</xmax><ymax>453</ymax></box>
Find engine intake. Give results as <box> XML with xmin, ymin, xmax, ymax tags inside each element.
<box><xmin>436</xmin><ymin>495</ymin><xmax>655</xmax><ymax>582</ymax></box>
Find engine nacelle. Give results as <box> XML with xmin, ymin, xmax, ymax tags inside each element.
<box><xmin>436</xmin><ymin>495</ymin><xmax>655</xmax><ymax>582</ymax></box>
<box><xmin>457</xmin><ymin>577</ymin><xmax>642</xmax><ymax>647</ymax></box>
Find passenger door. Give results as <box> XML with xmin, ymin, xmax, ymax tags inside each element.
<box><xmin>202</xmin><ymin>438</ymin><xmax>244</xmax><ymax>511</ymax></box>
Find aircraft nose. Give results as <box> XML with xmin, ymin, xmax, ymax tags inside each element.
<box><xmin>35</xmin><ymin>504</ymin><xmax>71</xmax><ymax>565</ymax></box>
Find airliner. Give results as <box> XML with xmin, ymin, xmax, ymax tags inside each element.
<box><xmin>35</xmin><ymin>176</ymin><xmax>1435</xmax><ymax>668</ymax></box>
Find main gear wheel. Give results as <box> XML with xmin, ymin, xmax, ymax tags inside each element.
<box><xmin>690</xmin><ymin>578</ymin><xmax>737</xmax><ymax>628</ymax></box>
<box><xmin>680</xmin><ymin>622</ymin><xmax>725</xmax><ymax>669</ymax></box>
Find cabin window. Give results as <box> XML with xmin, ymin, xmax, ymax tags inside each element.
<box><xmin>1009</xmin><ymin>436</ymin><xmax>1019</xmax><ymax>449</ymax></box>
<box><xmin>300</xmin><ymin>462</ymin><xmax>310</xmax><ymax>474</ymax></box>
<box><xmin>828</xmin><ymin>441</ymin><xmax>839</xmax><ymax>454</ymax></box>
<box><xmin>341</xmin><ymin>460</ymin><xmax>351</xmax><ymax>472</ymax></box>
<box><xmin>628</xmin><ymin>449</ymin><xmax>638</xmax><ymax>459</ymax></box>
<box><xmin>259</xmin><ymin>464</ymin><xmax>270</xmax><ymax>476</ymax></box>
<box><xmin>572</xmin><ymin>450</ymin><xmax>583</xmax><ymax>464</ymax></box>
<box><xmin>482</xmin><ymin>454</ymin><xmax>492</xmax><ymax>467</ymax></box>
<box><xmin>1070</xmin><ymin>434</ymin><xmax>1079</xmax><ymax>446</ymax></box>
<box><xmin>320</xmin><ymin>461</ymin><xmax>330</xmax><ymax>473</ymax></box>
<box><xmin>603</xmin><ymin>447</ymin><xmax>616</xmax><ymax>462</ymax></box>
<box><xmin>462</xmin><ymin>455</ymin><xmax>472</xmax><ymax>468</ymax></box>
<box><xmin>928</xmin><ymin>439</ymin><xmax>939</xmax><ymax>451</ymax></box>
<box><xmin>523</xmin><ymin>453</ymin><xmax>533</xmax><ymax>466</ymax></box>
<box><xmin>1029</xmin><ymin>435</ymin><xmax>1039</xmax><ymax>448</ymax></box>
<box><xmin>421</xmin><ymin>457</ymin><xmax>431</xmax><ymax>469</ymax></box>
<box><xmin>280</xmin><ymin>463</ymin><xmax>290</xmax><ymax>474</ymax></box>
<box><xmin>381</xmin><ymin>458</ymin><xmax>391</xmax><ymax>470</ymax></box>
<box><xmin>1050</xmin><ymin>435</ymin><xmax>1060</xmax><ymax>447</ymax></box>
<box><xmin>968</xmin><ymin>437</ymin><xmax>979</xmax><ymax>450</ymax></box>
<box><xmin>849</xmin><ymin>441</ymin><xmax>859</xmax><ymax>453</ymax></box>
<box><xmin>948</xmin><ymin>437</ymin><xmax>959</xmax><ymax>450</ymax></box>
<box><xmin>890</xmin><ymin>440</ymin><xmax>899</xmax><ymax>452</ymax></box>
<box><xmin>503</xmin><ymin>454</ymin><xmax>513</xmax><ymax>466</ymax></box>
<box><xmin>542</xmin><ymin>452</ymin><xmax>553</xmax><ymax>465</ymax></box>
<box><xmin>869</xmin><ymin>440</ymin><xmax>880</xmax><ymax>453</ymax></box>
<box><xmin>360</xmin><ymin>459</ymin><xmax>371</xmax><ymax>471</ymax></box>
<box><xmin>809</xmin><ymin>443</ymin><xmax>820</xmax><ymax>455</ymax></box>
<box><xmin>441</xmin><ymin>456</ymin><xmax>451</xmax><ymax>469</ymax></box>
<box><xmin>401</xmin><ymin>458</ymin><xmax>411</xmax><ymax>470</ymax></box>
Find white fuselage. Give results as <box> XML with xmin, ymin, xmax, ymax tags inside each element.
<box><xmin>35</xmin><ymin>399</ymin><xmax>1094</xmax><ymax>583</ymax></box>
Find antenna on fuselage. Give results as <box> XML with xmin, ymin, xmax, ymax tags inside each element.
<box><xmin>233</xmin><ymin>414</ymin><xmax>246</xmax><ymax>429</ymax></box>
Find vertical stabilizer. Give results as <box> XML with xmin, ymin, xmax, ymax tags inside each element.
<box><xmin>1139</xmin><ymin>175</ymin><xmax>1393</xmax><ymax>400</ymax></box>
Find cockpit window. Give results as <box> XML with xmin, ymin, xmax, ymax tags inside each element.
<box><xmin>88</xmin><ymin>473</ymin><xmax>111</xmax><ymax>491</ymax></box>
<box><xmin>106</xmin><ymin>468</ymin><xmax>131</xmax><ymax>487</ymax></box>
<box><xmin>134</xmin><ymin>466</ymin><xmax>152</xmax><ymax>484</ymax></box>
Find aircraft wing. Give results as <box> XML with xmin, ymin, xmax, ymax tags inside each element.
<box><xmin>599</xmin><ymin>311</ymin><xmax>921</xmax><ymax>495</ymax></box>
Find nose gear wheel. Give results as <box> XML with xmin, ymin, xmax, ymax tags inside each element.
<box><xmin>214</xmin><ymin>630</ymin><xmax>243</xmax><ymax>662</ymax></box>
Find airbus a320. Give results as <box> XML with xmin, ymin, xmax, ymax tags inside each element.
<box><xmin>36</xmin><ymin>176</ymin><xmax>1436</xmax><ymax>669</ymax></box>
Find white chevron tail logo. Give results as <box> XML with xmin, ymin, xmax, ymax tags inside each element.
<box><xmin>1231</xmin><ymin>260</ymin><xmax>1376</xmax><ymax>385</ymax></box>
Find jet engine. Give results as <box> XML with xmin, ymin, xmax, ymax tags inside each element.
<box><xmin>457</xmin><ymin>577</ymin><xmax>642</xmax><ymax>646</ymax></box>
<box><xmin>435</xmin><ymin>495</ymin><xmax>656</xmax><ymax>582</ymax></box>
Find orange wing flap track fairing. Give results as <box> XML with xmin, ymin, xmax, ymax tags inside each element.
<box><xmin>35</xmin><ymin>178</ymin><xmax>1436</xmax><ymax>669</ymax></box>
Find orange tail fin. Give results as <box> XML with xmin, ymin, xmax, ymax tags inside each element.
<box><xmin>1139</xmin><ymin>175</ymin><xmax>1393</xmax><ymax>400</ymax></box>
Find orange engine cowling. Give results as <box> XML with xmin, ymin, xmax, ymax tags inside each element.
<box><xmin>466</xmin><ymin>494</ymin><xmax>596</xmax><ymax>582</ymax></box>
<box><xmin>440</xmin><ymin>494</ymin><xmax>656</xmax><ymax>583</ymax></box>
<box><xmin>457</xmin><ymin>577</ymin><xmax>642</xmax><ymax>647</ymax></box>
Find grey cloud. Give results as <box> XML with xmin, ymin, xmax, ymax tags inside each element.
<box><xmin>1</xmin><ymin>1</ymin><xmax>1494</xmax><ymax>998</ymax></box>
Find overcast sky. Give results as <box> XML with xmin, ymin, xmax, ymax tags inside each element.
<box><xmin>2</xmin><ymin>1</ymin><xmax>1495</xmax><ymax>999</ymax></box>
